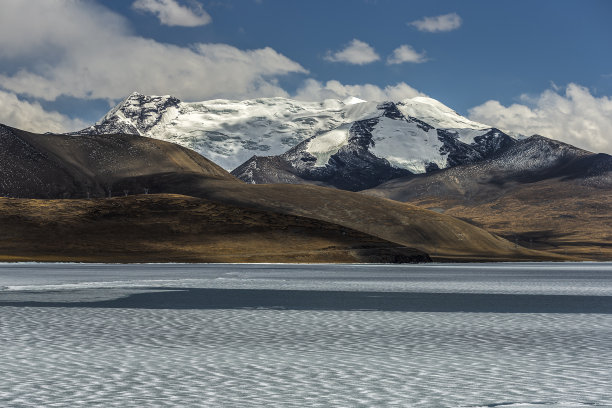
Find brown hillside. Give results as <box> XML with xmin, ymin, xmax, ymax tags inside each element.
<box><xmin>383</xmin><ymin>180</ymin><xmax>612</xmax><ymax>261</ymax></box>
<box><xmin>0</xmin><ymin>195</ymin><xmax>429</xmax><ymax>264</ymax></box>
<box><xmin>0</xmin><ymin>124</ymin><xmax>234</xmax><ymax>199</ymax></box>
<box><xmin>176</xmin><ymin>180</ymin><xmax>568</xmax><ymax>262</ymax></box>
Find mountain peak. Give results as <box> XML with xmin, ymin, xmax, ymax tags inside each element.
<box><xmin>397</xmin><ymin>96</ymin><xmax>489</xmax><ymax>130</ymax></box>
<box><xmin>127</xmin><ymin>90</ymin><xmax>145</xmax><ymax>98</ymax></box>
<box><xmin>96</xmin><ymin>92</ymin><xmax>181</xmax><ymax>134</ymax></box>
<box><xmin>110</xmin><ymin>92</ymin><xmax>181</xmax><ymax>113</ymax></box>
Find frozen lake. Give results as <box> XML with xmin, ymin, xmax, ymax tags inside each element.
<box><xmin>1</xmin><ymin>263</ymin><xmax>612</xmax><ymax>407</ymax></box>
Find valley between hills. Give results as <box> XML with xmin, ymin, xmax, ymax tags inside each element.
<box><xmin>1</xmin><ymin>94</ymin><xmax>610</xmax><ymax>263</ymax></box>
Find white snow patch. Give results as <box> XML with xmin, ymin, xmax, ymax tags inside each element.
<box><xmin>137</xmin><ymin>97</ymin><xmax>382</xmax><ymax>169</ymax></box>
<box><xmin>398</xmin><ymin>96</ymin><xmax>490</xmax><ymax>130</ymax></box>
<box><xmin>306</xmin><ymin>124</ymin><xmax>351</xmax><ymax>166</ymax></box>
<box><xmin>445</xmin><ymin>127</ymin><xmax>493</xmax><ymax>144</ymax></box>
<box><xmin>369</xmin><ymin>116</ymin><xmax>446</xmax><ymax>173</ymax></box>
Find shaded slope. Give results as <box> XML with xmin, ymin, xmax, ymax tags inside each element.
<box><xmin>0</xmin><ymin>124</ymin><xmax>233</xmax><ymax>199</ymax></box>
<box><xmin>0</xmin><ymin>194</ymin><xmax>429</xmax><ymax>264</ymax></box>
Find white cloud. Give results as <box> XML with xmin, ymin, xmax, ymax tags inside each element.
<box><xmin>0</xmin><ymin>0</ymin><xmax>306</xmax><ymax>103</ymax></box>
<box><xmin>468</xmin><ymin>83</ymin><xmax>612</xmax><ymax>154</ymax></box>
<box><xmin>409</xmin><ymin>13</ymin><xmax>462</xmax><ymax>33</ymax></box>
<box><xmin>132</xmin><ymin>0</ymin><xmax>211</xmax><ymax>27</ymax></box>
<box><xmin>0</xmin><ymin>90</ymin><xmax>86</xmax><ymax>133</ymax></box>
<box><xmin>324</xmin><ymin>39</ymin><xmax>380</xmax><ymax>65</ymax></box>
<box><xmin>295</xmin><ymin>79</ymin><xmax>425</xmax><ymax>102</ymax></box>
<box><xmin>387</xmin><ymin>45</ymin><xmax>427</xmax><ymax>64</ymax></box>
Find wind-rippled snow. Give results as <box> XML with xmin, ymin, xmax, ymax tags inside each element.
<box><xmin>1</xmin><ymin>263</ymin><xmax>612</xmax><ymax>408</ymax></box>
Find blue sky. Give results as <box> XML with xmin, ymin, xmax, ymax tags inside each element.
<box><xmin>1</xmin><ymin>0</ymin><xmax>611</xmax><ymax>153</ymax></box>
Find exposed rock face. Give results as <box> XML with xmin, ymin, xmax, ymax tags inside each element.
<box><xmin>74</xmin><ymin>93</ymin><xmax>181</xmax><ymax>136</ymax></box>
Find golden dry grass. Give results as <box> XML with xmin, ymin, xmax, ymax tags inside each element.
<box><xmin>400</xmin><ymin>181</ymin><xmax>612</xmax><ymax>261</ymax></box>
<box><xmin>0</xmin><ymin>194</ymin><xmax>429</xmax><ymax>263</ymax></box>
<box><xmin>191</xmin><ymin>181</ymin><xmax>570</xmax><ymax>262</ymax></box>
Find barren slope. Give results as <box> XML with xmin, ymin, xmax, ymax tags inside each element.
<box><xmin>167</xmin><ymin>180</ymin><xmax>566</xmax><ymax>262</ymax></box>
<box><xmin>379</xmin><ymin>180</ymin><xmax>612</xmax><ymax>261</ymax></box>
<box><xmin>0</xmin><ymin>124</ymin><xmax>233</xmax><ymax>199</ymax></box>
<box><xmin>0</xmin><ymin>195</ymin><xmax>429</xmax><ymax>263</ymax></box>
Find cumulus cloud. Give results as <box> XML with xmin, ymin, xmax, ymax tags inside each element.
<box><xmin>468</xmin><ymin>83</ymin><xmax>612</xmax><ymax>154</ymax></box>
<box><xmin>0</xmin><ymin>90</ymin><xmax>86</xmax><ymax>133</ymax></box>
<box><xmin>387</xmin><ymin>45</ymin><xmax>427</xmax><ymax>64</ymax></box>
<box><xmin>0</xmin><ymin>0</ymin><xmax>306</xmax><ymax>103</ymax></box>
<box><xmin>409</xmin><ymin>13</ymin><xmax>462</xmax><ymax>33</ymax></box>
<box><xmin>324</xmin><ymin>39</ymin><xmax>380</xmax><ymax>65</ymax></box>
<box><xmin>294</xmin><ymin>79</ymin><xmax>425</xmax><ymax>102</ymax></box>
<box><xmin>132</xmin><ymin>0</ymin><xmax>211</xmax><ymax>27</ymax></box>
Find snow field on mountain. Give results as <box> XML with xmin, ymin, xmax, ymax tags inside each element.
<box><xmin>398</xmin><ymin>96</ymin><xmax>489</xmax><ymax>130</ymax></box>
<box><xmin>370</xmin><ymin>116</ymin><xmax>446</xmax><ymax>173</ymax></box>
<box><xmin>305</xmin><ymin>124</ymin><xmax>351</xmax><ymax>166</ymax></box>
<box><xmin>85</xmin><ymin>93</ymin><xmax>497</xmax><ymax>171</ymax></box>
<box><xmin>143</xmin><ymin>98</ymin><xmax>379</xmax><ymax>169</ymax></box>
<box><xmin>446</xmin><ymin>127</ymin><xmax>494</xmax><ymax>145</ymax></box>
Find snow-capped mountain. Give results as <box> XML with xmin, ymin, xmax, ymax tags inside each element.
<box><xmin>74</xmin><ymin>92</ymin><xmax>506</xmax><ymax>177</ymax></box>
<box><xmin>396</xmin><ymin>96</ymin><xmax>489</xmax><ymax>130</ymax></box>
<box><xmin>75</xmin><ymin>92</ymin><xmax>385</xmax><ymax>170</ymax></box>
<box><xmin>232</xmin><ymin>102</ymin><xmax>515</xmax><ymax>190</ymax></box>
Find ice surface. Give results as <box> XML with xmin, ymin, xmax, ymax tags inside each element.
<box><xmin>1</xmin><ymin>263</ymin><xmax>612</xmax><ymax>408</ymax></box>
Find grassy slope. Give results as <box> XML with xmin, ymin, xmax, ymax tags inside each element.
<box><xmin>188</xmin><ymin>180</ymin><xmax>569</xmax><ymax>262</ymax></box>
<box><xmin>366</xmin><ymin>176</ymin><xmax>611</xmax><ymax>261</ymax></box>
<box><xmin>400</xmin><ymin>180</ymin><xmax>612</xmax><ymax>261</ymax></box>
<box><xmin>0</xmin><ymin>194</ymin><xmax>429</xmax><ymax>263</ymax></box>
